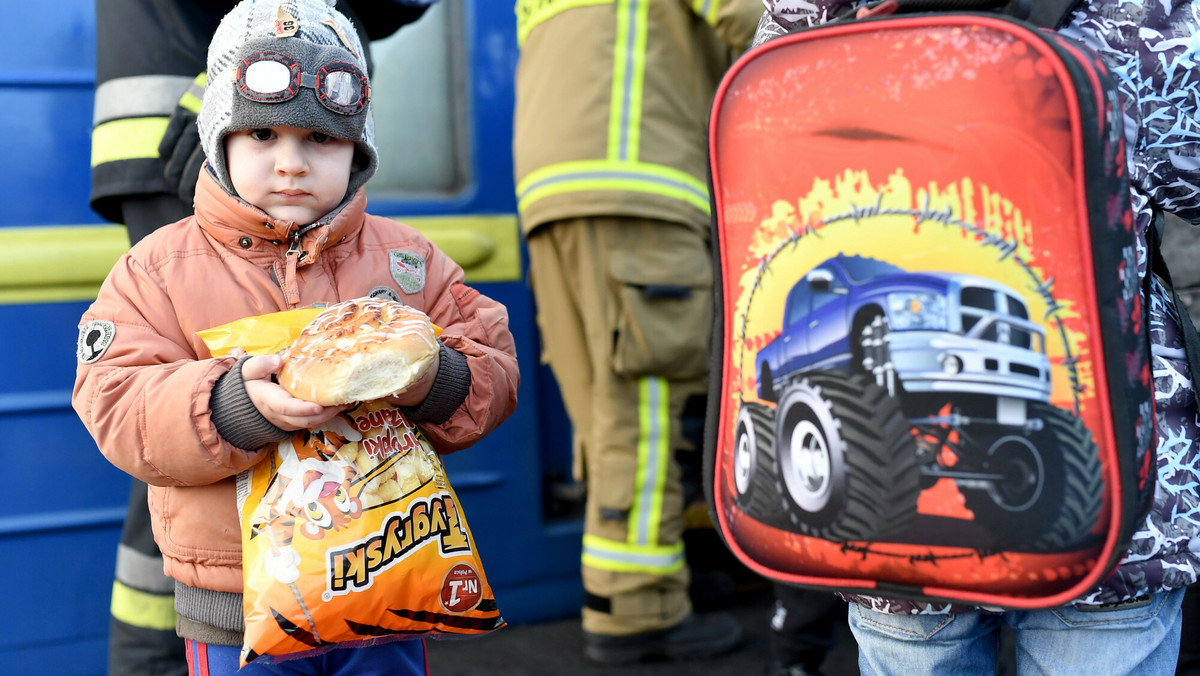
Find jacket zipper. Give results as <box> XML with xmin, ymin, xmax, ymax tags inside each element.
<box><xmin>282</xmin><ymin>227</ymin><xmax>309</xmax><ymax>307</ymax></box>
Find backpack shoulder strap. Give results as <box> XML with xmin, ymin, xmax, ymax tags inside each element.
<box><xmin>1148</xmin><ymin>209</ymin><xmax>1200</xmax><ymax>397</ymax></box>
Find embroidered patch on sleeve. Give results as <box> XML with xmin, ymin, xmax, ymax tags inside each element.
<box><xmin>77</xmin><ymin>320</ymin><xmax>116</xmax><ymax>364</ymax></box>
<box><xmin>390</xmin><ymin>250</ymin><xmax>426</xmax><ymax>294</ymax></box>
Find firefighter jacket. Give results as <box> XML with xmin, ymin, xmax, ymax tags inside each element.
<box><xmin>73</xmin><ymin>168</ymin><xmax>520</xmax><ymax>596</ymax></box>
<box><xmin>512</xmin><ymin>0</ymin><xmax>764</xmax><ymax>237</ymax></box>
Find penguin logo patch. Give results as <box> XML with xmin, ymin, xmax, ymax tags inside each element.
<box><xmin>390</xmin><ymin>250</ymin><xmax>426</xmax><ymax>294</ymax></box>
<box><xmin>77</xmin><ymin>320</ymin><xmax>116</xmax><ymax>364</ymax></box>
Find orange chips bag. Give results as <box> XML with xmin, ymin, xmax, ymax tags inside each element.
<box><xmin>236</xmin><ymin>402</ymin><xmax>504</xmax><ymax>665</ymax></box>
<box><xmin>200</xmin><ymin>309</ymin><xmax>502</xmax><ymax>666</ymax></box>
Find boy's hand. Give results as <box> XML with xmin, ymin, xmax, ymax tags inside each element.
<box><xmin>240</xmin><ymin>353</ymin><xmax>347</xmax><ymax>430</ymax></box>
<box><xmin>383</xmin><ymin>348</ymin><xmax>441</xmax><ymax>408</ymax></box>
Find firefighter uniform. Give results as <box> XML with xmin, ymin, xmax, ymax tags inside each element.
<box><xmin>513</xmin><ymin>0</ymin><xmax>762</xmax><ymax>637</ymax></box>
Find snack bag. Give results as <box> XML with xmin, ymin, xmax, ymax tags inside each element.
<box><xmin>201</xmin><ymin>310</ymin><xmax>503</xmax><ymax>666</ymax></box>
<box><xmin>197</xmin><ymin>306</ymin><xmax>441</xmax><ymax>358</ymax></box>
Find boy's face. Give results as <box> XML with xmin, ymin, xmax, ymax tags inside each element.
<box><xmin>226</xmin><ymin>126</ymin><xmax>356</xmax><ymax>225</ymax></box>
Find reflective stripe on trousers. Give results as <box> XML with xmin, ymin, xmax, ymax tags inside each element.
<box><xmin>582</xmin><ymin>376</ymin><xmax>685</xmax><ymax>576</ymax></box>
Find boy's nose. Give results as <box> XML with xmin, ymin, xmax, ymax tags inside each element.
<box><xmin>275</xmin><ymin>139</ymin><xmax>308</xmax><ymax>175</ymax></box>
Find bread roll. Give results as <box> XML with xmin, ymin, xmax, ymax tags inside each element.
<box><xmin>279</xmin><ymin>298</ymin><xmax>439</xmax><ymax>406</ymax></box>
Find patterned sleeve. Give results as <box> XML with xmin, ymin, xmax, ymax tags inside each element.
<box><xmin>1062</xmin><ymin>0</ymin><xmax>1200</xmax><ymax>605</ymax></box>
<box><xmin>1061</xmin><ymin>1</ymin><xmax>1200</xmax><ymax>224</ymax></box>
<box><xmin>752</xmin><ymin>0</ymin><xmax>864</xmax><ymax>46</ymax></box>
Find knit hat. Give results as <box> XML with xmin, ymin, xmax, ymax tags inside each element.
<box><xmin>198</xmin><ymin>0</ymin><xmax>378</xmax><ymax>205</ymax></box>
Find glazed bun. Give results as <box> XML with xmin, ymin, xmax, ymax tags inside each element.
<box><xmin>278</xmin><ymin>298</ymin><xmax>439</xmax><ymax>406</ymax></box>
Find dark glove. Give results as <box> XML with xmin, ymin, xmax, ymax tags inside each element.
<box><xmin>158</xmin><ymin>73</ymin><xmax>207</xmax><ymax>207</ymax></box>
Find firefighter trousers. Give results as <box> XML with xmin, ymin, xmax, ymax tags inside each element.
<box><xmin>527</xmin><ymin>216</ymin><xmax>714</xmax><ymax>636</ymax></box>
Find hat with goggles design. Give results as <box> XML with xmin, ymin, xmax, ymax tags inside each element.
<box><xmin>198</xmin><ymin>0</ymin><xmax>378</xmax><ymax>206</ymax></box>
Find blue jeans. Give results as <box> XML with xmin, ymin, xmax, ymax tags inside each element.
<box><xmin>848</xmin><ymin>588</ymin><xmax>1186</xmax><ymax>675</ymax></box>
<box><xmin>184</xmin><ymin>638</ymin><xmax>426</xmax><ymax>675</ymax></box>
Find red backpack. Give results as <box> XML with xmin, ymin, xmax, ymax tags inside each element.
<box><xmin>702</xmin><ymin>1</ymin><xmax>1167</xmax><ymax>608</ymax></box>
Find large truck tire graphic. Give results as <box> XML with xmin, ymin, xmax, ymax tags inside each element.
<box><xmin>733</xmin><ymin>401</ymin><xmax>785</xmax><ymax>525</ymax></box>
<box><xmin>961</xmin><ymin>401</ymin><xmax>1103</xmax><ymax>552</ymax></box>
<box><xmin>771</xmin><ymin>372</ymin><xmax>921</xmax><ymax>541</ymax></box>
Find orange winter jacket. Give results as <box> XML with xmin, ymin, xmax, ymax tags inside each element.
<box><xmin>73</xmin><ymin>169</ymin><xmax>519</xmax><ymax>595</ymax></box>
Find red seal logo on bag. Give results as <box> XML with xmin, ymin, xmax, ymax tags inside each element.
<box><xmin>440</xmin><ymin>562</ymin><xmax>482</xmax><ymax>613</ymax></box>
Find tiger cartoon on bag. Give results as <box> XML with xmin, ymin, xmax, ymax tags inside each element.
<box><xmin>248</xmin><ymin>417</ymin><xmax>363</xmax><ymax>584</ymax></box>
<box><xmin>247</xmin><ymin>407</ymin><xmax>439</xmax><ymax>584</ymax></box>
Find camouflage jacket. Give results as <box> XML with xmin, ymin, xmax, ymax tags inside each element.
<box><xmin>753</xmin><ymin>0</ymin><xmax>1200</xmax><ymax>612</ymax></box>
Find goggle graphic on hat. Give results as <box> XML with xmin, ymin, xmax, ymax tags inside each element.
<box><xmin>236</xmin><ymin>51</ymin><xmax>369</xmax><ymax>115</ymax></box>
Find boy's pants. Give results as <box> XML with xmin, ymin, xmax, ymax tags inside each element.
<box><xmin>527</xmin><ymin>216</ymin><xmax>713</xmax><ymax>636</ymax></box>
<box><xmin>848</xmin><ymin>587</ymin><xmax>1185</xmax><ymax>675</ymax></box>
<box><xmin>184</xmin><ymin>638</ymin><xmax>426</xmax><ymax>675</ymax></box>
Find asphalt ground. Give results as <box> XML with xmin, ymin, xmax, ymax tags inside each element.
<box><xmin>425</xmin><ymin>528</ymin><xmax>863</xmax><ymax>676</ymax></box>
<box><xmin>424</xmin><ymin>530</ymin><xmax>1200</xmax><ymax>676</ymax></box>
<box><xmin>425</xmin><ymin>581</ymin><xmax>861</xmax><ymax>676</ymax></box>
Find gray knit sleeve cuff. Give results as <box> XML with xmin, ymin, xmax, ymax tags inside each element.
<box><xmin>401</xmin><ymin>342</ymin><xmax>471</xmax><ymax>424</ymax></box>
<box><xmin>210</xmin><ymin>355</ymin><xmax>294</xmax><ymax>451</ymax></box>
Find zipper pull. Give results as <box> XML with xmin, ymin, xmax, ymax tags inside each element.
<box><xmin>282</xmin><ymin>230</ymin><xmax>306</xmax><ymax>306</ymax></box>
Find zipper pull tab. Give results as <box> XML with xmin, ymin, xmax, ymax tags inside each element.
<box><xmin>282</xmin><ymin>230</ymin><xmax>305</xmax><ymax>306</ymax></box>
<box><xmin>286</xmin><ymin>229</ymin><xmax>305</xmax><ymax>259</ymax></box>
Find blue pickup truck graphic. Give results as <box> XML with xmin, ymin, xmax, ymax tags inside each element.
<box><xmin>734</xmin><ymin>254</ymin><xmax>1102</xmax><ymax>551</ymax></box>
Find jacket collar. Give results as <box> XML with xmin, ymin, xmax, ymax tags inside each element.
<box><xmin>192</xmin><ymin>165</ymin><xmax>367</xmax><ymax>263</ymax></box>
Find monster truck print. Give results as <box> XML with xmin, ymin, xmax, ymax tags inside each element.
<box><xmin>734</xmin><ymin>254</ymin><xmax>1102</xmax><ymax>551</ymax></box>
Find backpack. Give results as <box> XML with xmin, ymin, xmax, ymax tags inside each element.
<box><xmin>702</xmin><ymin>0</ymin><xmax>1200</xmax><ymax>608</ymax></box>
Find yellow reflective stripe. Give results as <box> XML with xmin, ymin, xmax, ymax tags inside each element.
<box><xmin>516</xmin><ymin>160</ymin><xmax>711</xmax><ymax>214</ymax></box>
<box><xmin>608</xmin><ymin>0</ymin><xmax>630</xmax><ymax>159</ymax></box>
<box><xmin>691</xmin><ymin>0</ymin><xmax>719</xmax><ymax>25</ymax></box>
<box><xmin>110</xmin><ymin>580</ymin><xmax>177</xmax><ymax>632</ymax></box>
<box><xmin>582</xmin><ymin>534</ymin><xmax>685</xmax><ymax>575</ymax></box>
<box><xmin>179</xmin><ymin>73</ymin><xmax>207</xmax><ymax>114</ymax></box>
<box><xmin>625</xmin><ymin>0</ymin><xmax>649</xmax><ymax>161</ymax></box>
<box><xmin>516</xmin><ymin>0</ymin><xmax>611</xmax><ymax>46</ymax></box>
<box><xmin>91</xmin><ymin>117</ymin><xmax>170</xmax><ymax>167</ymax></box>
<box><xmin>608</xmin><ymin>0</ymin><xmax>649</xmax><ymax>162</ymax></box>
<box><xmin>630</xmin><ymin>377</ymin><xmax>669</xmax><ymax>546</ymax></box>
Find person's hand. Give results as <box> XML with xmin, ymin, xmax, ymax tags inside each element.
<box><xmin>383</xmin><ymin>348</ymin><xmax>441</xmax><ymax>408</ymax></box>
<box><xmin>240</xmin><ymin>353</ymin><xmax>347</xmax><ymax>430</ymax></box>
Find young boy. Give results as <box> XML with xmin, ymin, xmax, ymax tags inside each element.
<box><xmin>751</xmin><ymin>1</ymin><xmax>1199</xmax><ymax>674</ymax></box>
<box><xmin>72</xmin><ymin>0</ymin><xmax>519</xmax><ymax>673</ymax></box>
